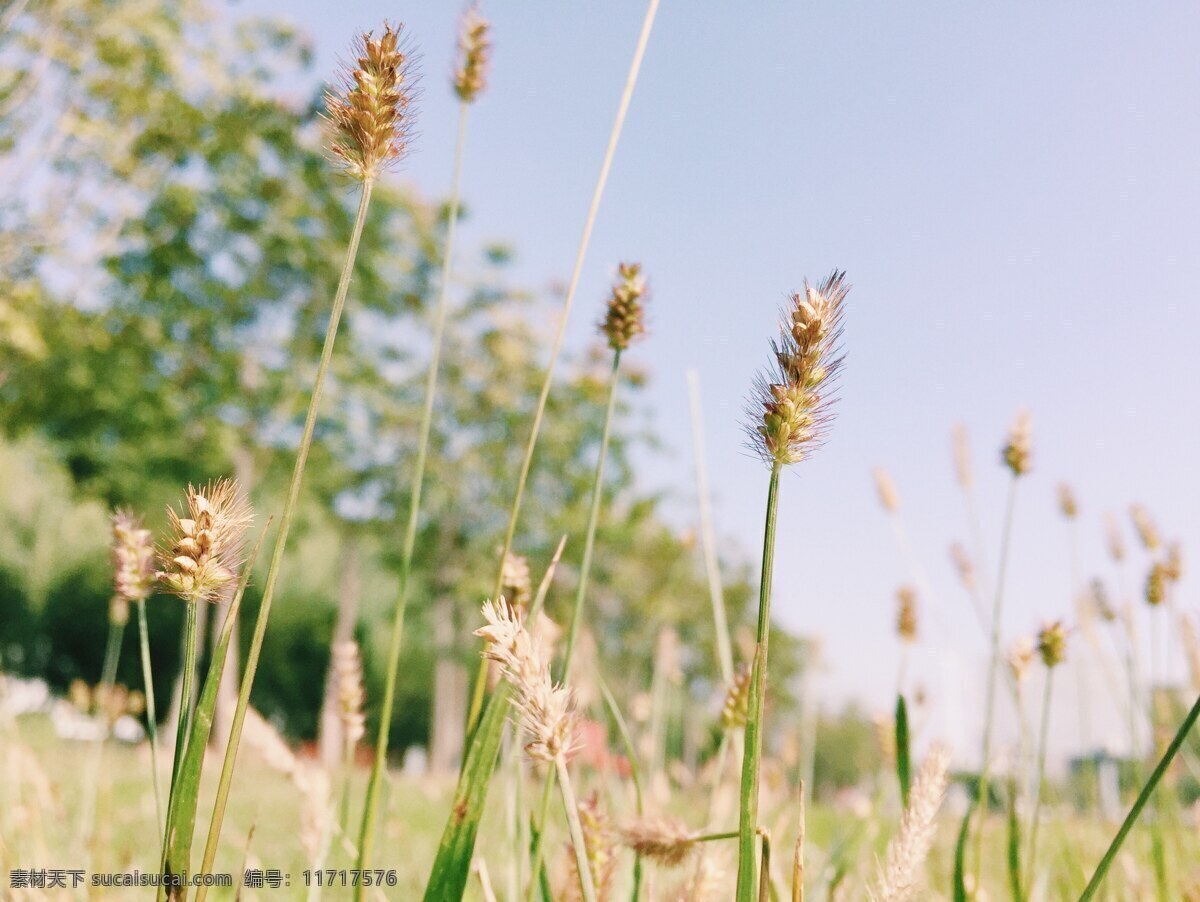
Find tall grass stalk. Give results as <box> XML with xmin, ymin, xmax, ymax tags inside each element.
<box><xmin>1080</xmin><ymin>689</ymin><xmax>1200</xmax><ymax>900</ymax></box>
<box><xmin>168</xmin><ymin>604</ymin><xmax>199</xmax><ymax>809</ymax></box>
<box><xmin>736</xmin><ymin>464</ymin><xmax>781</xmax><ymax>900</ymax></box>
<box><xmin>557</xmin><ymin>757</ymin><xmax>598</xmax><ymax>902</ymax></box>
<box><xmin>465</xmin><ymin>0</ymin><xmax>661</xmax><ymax>733</ymax></box>
<box><xmin>972</xmin><ymin>476</ymin><xmax>1019</xmax><ymax>884</ymax></box>
<box><xmin>1023</xmin><ymin>669</ymin><xmax>1053</xmax><ymax>894</ymax></box>
<box><xmin>357</xmin><ymin>98</ymin><xmax>472</xmax><ymax>878</ymax></box>
<box><xmin>136</xmin><ymin>598</ymin><xmax>165</xmax><ymax>835</ymax></box>
<box><xmin>195</xmin><ymin>180</ymin><xmax>375</xmax><ymax>892</ymax></box>
<box><xmin>687</xmin><ymin>368</ymin><xmax>734</xmax><ymax>685</ymax></box>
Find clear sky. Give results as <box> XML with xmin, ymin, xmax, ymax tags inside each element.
<box><xmin>233</xmin><ymin>0</ymin><xmax>1200</xmax><ymax>764</ymax></box>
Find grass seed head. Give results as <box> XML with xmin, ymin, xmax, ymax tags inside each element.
<box><xmin>896</xmin><ymin>586</ymin><xmax>918</xmax><ymax>643</ymax></box>
<box><xmin>1001</xmin><ymin>408</ymin><xmax>1032</xmax><ymax>476</ymax></box>
<box><xmin>1037</xmin><ymin>620</ymin><xmax>1067</xmax><ymax>668</ymax></box>
<box><xmin>599</xmin><ymin>262</ymin><xmax>647</xmax><ymax>353</ymax></box>
<box><xmin>1057</xmin><ymin>482</ymin><xmax>1078</xmax><ymax>519</ymax></box>
<box><xmin>326</xmin><ymin>23</ymin><xmax>416</xmax><ymax>181</ymax></box>
<box><xmin>951</xmin><ymin>423</ymin><xmax>973</xmax><ymax>489</ymax></box>
<box><xmin>1104</xmin><ymin>512</ymin><xmax>1126</xmax><ymax>562</ymax></box>
<box><xmin>500</xmin><ymin>550</ymin><xmax>532</xmax><ymax>612</ymax></box>
<box><xmin>453</xmin><ymin>6</ymin><xmax>491</xmax><ymax>103</ymax></box>
<box><xmin>332</xmin><ymin>640</ymin><xmax>366</xmax><ymax>747</ymax></box>
<box><xmin>1146</xmin><ymin>562</ymin><xmax>1168</xmax><ymax>607</ymax></box>
<box><xmin>720</xmin><ymin>661</ymin><xmax>752</xmax><ymax>731</ymax></box>
<box><xmin>157</xmin><ymin>479</ymin><xmax>252</xmax><ymax>604</ymax></box>
<box><xmin>949</xmin><ymin>542</ymin><xmax>976</xmax><ymax>592</ymax></box>
<box><xmin>1130</xmin><ymin>503</ymin><xmax>1161</xmax><ymax>552</ymax></box>
<box><xmin>869</xmin><ymin>744</ymin><xmax>950</xmax><ymax>902</ymax></box>
<box><xmin>619</xmin><ymin>817</ymin><xmax>701</xmax><ymax>868</ymax></box>
<box><xmin>1008</xmin><ymin>635</ymin><xmax>1036</xmax><ymax>683</ymax></box>
<box><xmin>748</xmin><ymin>271</ymin><xmax>848</xmax><ymax>467</ymax></box>
<box><xmin>567</xmin><ymin>793</ymin><xmax>616</xmax><ymax>901</ymax></box>
<box><xmin>112</xmin><ymin>509</ymin><xmax>155</xmax><ymax>604</ymax></box>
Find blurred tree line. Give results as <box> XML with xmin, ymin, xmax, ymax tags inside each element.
<box><xmin>0</xmin><ymin>0</ymin><xmax>817</xmax><ymax>770</ymax></box>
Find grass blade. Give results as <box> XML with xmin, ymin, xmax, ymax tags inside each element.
<box><xmin>422</xmin><ymin>683</ymin><xmax>511</xmax><ymax>902</ymax></box>
<box><xmin>953</xmin><ymin>798</ymin><xmax>975</xmax><ymax>902</ymax></box>
<box><xmin>1006</xmin><ymin>779</ymin><xmax>1023</xmax><ymax>902</ymax></box>
<box><xmin>895</xmin><ymin>693</ymin><xmax>911</xmax><ymax>808</ymax></box>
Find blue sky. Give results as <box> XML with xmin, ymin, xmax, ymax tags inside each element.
<box><xmin>235</xmin><ymin>1</ymin><xmax>1200</xmax><ymax>762</ymax></box>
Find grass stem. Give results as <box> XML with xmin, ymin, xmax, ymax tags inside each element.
<box><xmin>137</xmin><ymin>598</ymin><xmax>165</xmax><ymax>838</ymax></box>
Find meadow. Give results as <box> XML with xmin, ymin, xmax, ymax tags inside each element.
<box><xmin>1</xmin><ymin>1</ymin><xmax>1199</xmax><ymax>900</ymax></box>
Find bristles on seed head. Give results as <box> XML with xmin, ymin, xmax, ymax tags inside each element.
<box><xmin>1037</xmin><ymin>620</ymin><xmax>1067</xmax><ymax>667</ymax></box>
<box><xmin>475</xmin><ymin>598</ymin><xmax>578</xmax><ymax>762</ymax></box>
<box><xmin>1001</xmin><ymin>408</ymin><xmax>1032</xmax><ymax>476</ymax></box>
<box><xmin>874</xmin><ymin>467</ymin><xmax>900</xmax><ymax>512</ymax></box>
<box><xmin>156</xmin><ymin>479</ymin><xmax>252</xmax><ymax>603</ymax></box>
<box><xmin>619</xmin><ymin>817</ymin><xmax>701</xmax><ymax>868</ymax></box>
<box><xmin>326</xmin><ymin>23</ymin><xmax>416</xmax><ymax>181</ymax></box>
<box><xmin>112</xmin><ymin>509</ymin><xmax>155</xmax><ymax>604</ymax></box>
<box><xmin>747</xmin><ymin>271</ymin><xmax>848</xmax><ymax>467</ymax></box>
<box><xmin>599</xmin><ymin>262</ymin><xmax>648</xmax><ymax>353</ymax></box>
<box><xmin>869</xmin><ymin>744</ymin><xmax>950</xmax><ymax>902</ymax></box>
<box><xmin>453</xmin><ymin>6</ymin><xmax>491</xmax><ymax>103</ymax></box>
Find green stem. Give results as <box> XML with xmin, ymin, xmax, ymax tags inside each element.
<box><xmin>1080</xmin><ymin>690</ymin><xmax>1200</xmax><ymax>900</ymax></box>
<box><xmin>556</xmin><ymin>756</ymin><xmax>597</xmax><ymax>902</ymax></box>
<box><xmin>137</xmin><ymin>598</ymin><xmax>166</xmax><ymax>838</ymax></box>
<box><xmin>736</xmin><ymin>464</ymin><xmax>782</xmax><ymax>901</ymax></box>
<box><xmin>973</xmin><ymin>476</ymin><xmax>1019</xmax><ymax>885</ymax></box>
<box><xmin>464</xmin><ymin>0</ymin><xmax>661</xmax><ymax>736</ymax></box>
<box><xmin>195</xmin><ymin>179</ymin><xmax>374</xmax><ymax>899</ymax></box>
<box><xmin>1024</xmin><ymin>669</ymin><xmax>1054</xmax><ymax>894</ymax></box>
<box><xmin>524</xmin><ymin>767</ymin><xmax>557</xmax><ymax>902</ymax></box>
<box><xmin>560</xmin><ymin>350</ymin><xmax>620</xmax><ymax>679</ymax></box>
<box><xmin>357</xmin><ymin>102</ymin><xmax>470</xmax><ymax>885</ymax></box>
<box><xmin>169</xmin><ymin>603</ymin><xmax>199</xmax><ymax>808</ymax></box>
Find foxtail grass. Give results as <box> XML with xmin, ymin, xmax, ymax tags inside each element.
<box><xmin>737</xmin><ymin>272</ymin><xmax>848</xmax><ymax>900</ymax></box>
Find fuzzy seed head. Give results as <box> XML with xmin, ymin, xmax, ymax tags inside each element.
<box><xmin>874</xmin><ymin>467</ymin><xmax>900</xmax><ymax>513</ymax></box>
<box><xmin>869</xmin><ymin>744</ymin><xmax>950</xmax><ymax>902</ymax></box>
<box><xmin>748</xmin><ymin>271</ymin><xmax>848</xmax><ymax>467</ymax></box>
<box><xmin>1164</xmin><ymin>542</ymin><xmax>1184</xmax><ymax>583</ymax></box>
<box><xmin>619</xmin><ymin>817</ymin><xmax>700</xmax><ymax>868</ymax></box>
<box><xmin>500</xmin><ymin>551</ymin><xmax>532</xmax><ymax>612</ymax></box>
<box><xmin>1037</xmin><ymin>620</ymin><xmax>1067</xmax><ymax>668</ymax></box>
<box><xmin>1146</xmin><ymin>562</ymin><xmax>1168</xmax><ymax>607</ymax></box>
<box><xmin>720</xmin><ymin>662</ymin><xmax>752</xmax><ymax>731</ymax></box>
<box><xmin>567</xmin><ymin>793</ymin><xmax>616</xmax><ymax>902</ymax></box>
<box><xmin>599</xmin><ymin>262</ymin><xmax>647</xmax><ymax>353</ymax></box>
<box><xmin>332</xmin><ymin>640</ymin><xmax>366</xmax><ymax>747</ymax></box>
<box><xmin>112</xmin><ymin>509</ymin><xmax>155</xmax><ymax>604</ymax></box>
<box><xmin>476</xmin><ymin>598</ymin><xmax>578</xmax><ymax>762</ymax></box>
<box><xmin>326</xmin><ymin>24</ymin><xmax>416</xmax><ymax>181</ymax></box>
<box><xmin>1057</xmin><ymin>483</ymin><xmax>1078</xmax><ymax>519</ymax></box>
<box><xmin>896</xmin><ymin>586</ymin><xmax>918</xmax><ymax>643</ymax></box>
<box><xmin>1090</xmin><ymin>579</ymin><xmax>1117</xmax><ymax>623</ymax></box>
<box><xmin>1008</xmin><ymin>635</ymin><xmax>1036</xmax><ymax>683</ymax></box>
<box><xmin>949</xmin><ymin>543</ymin><xmax>976</xmax><ymax>592</ymax></box>
<box><xmin>453</xmin><ymin>6</ymin><xmax>491</xmax><ymax>102</ymax></box>
<box><xmin>1130</xmin><ymin>504</ymin><xmax>1161</xmax><ymax>551</ymax></box>
<box><xmin>157</xmin><ymin>480</ymin><xmax>252</xmax><ymax>603</ymax></box>
<box><xmin>108</xmin><ymin>595</ymin><xmax>130</xmax><ymax>627</ymax></box>
<box><xmin>1001</xmin><ymin>409</ymin><xmax>1032</xmax><ymax>477</ymax></box>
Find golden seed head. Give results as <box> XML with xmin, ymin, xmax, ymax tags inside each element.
<box><xmin>949</xmin><ymin>542</ymin><xmax>976</xmax><ymax>592</ymax></box>
<box><xmin>326</xmin><ymin>23</ymin><xmax>416</xmax><ymax>181</ymax></box>
<box><xmin>599</xmin><ymin>261</ymin><xmax>647</xmax><ymax>353</ymax></box>
<box><xmin>332</xmin><ymin>640</ymin><xmax>366</xmax><ymax>747</ymax></box>
<box><xmin>1001</xmin><ymin>408</ymin><xmax>1032</xmax><ymax>476</ymax></box>
<box><xmin>1104</xmin><ymin>512</ymin><xmax>1126</xmax><ymax>563</ymax></box>
<box><xmin>873</xmin><ymin>467</ymin><xmax>900</xmax><ymax>513</ymax></box>
<box><xmin>1057</xmin><ymin>483</ymin><xmax>1078</xmax><ymax>519</ymax></box>
<box><xmin>156</xmin><ymin>479</ymin><xmax>252</xmax><ymax>603</ymax></box>
<box><xmin>476</xmin><ymin>598</ymin><xmax>578</xmax><ymax>763</ymax></box>
<box><xmin>748</xmin><ymin>271</ymin><xmax>848</xmax><ymax>467</ymax></box>
<box><xmin>1130</xmin><ymin>503</ymin><xmax>1161</xmax><ymax>552</ymax></box>
<box><xmin>500</xmin><ymin>551</ymin><xmax>532</xmax><ymax>612</ymax></box>
<box><xmin>619</xmin><ymin>817</ymin><xmax>701</xmax><ymax>868</ymax></box>
<box><xmin>453</xmin><ymin>6</ymin><xmax>491</xmax><ymax>103</ymax></box>
<box><xmin>951</xmin><ymin>423</ymin><xmax>973</xmax><ymax>489</ymax></box>
<box><xmin>569</xmin><ymin>793</ymin><xmax>616</xmax><ymax>901</ymax></box>
<box><xmin>112</xmin><ymin>509</ymin><xmax>155</xmax><ymax>604</ymax></box>
<box><xmin>1008</xmin><ymin>635</ymin><xmax>1036</xmax><ymax>683</ymax></box>
<box><xmin>896</xmin><ymin>586</ymin><xmax>918</xmax><ymax>643</ymax></box>
<box><xmin>1146</xmin><ymin>562</ymin><xmax>1168</xmax><ymax>607</ymax></box>
<box><xmin>108</xmin><ymin>595</ymin><xmax>129</xmax><ymax>627</ymax></box>
<box><xmin>720</xmin><ymin>662</ymin><xmax>752</xmax><ymax>731</ymax></box>
<box><xmin>1037</xmin><ymin>620</ymin><xmax>1067</xmax><ymax>668</ymax></box>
